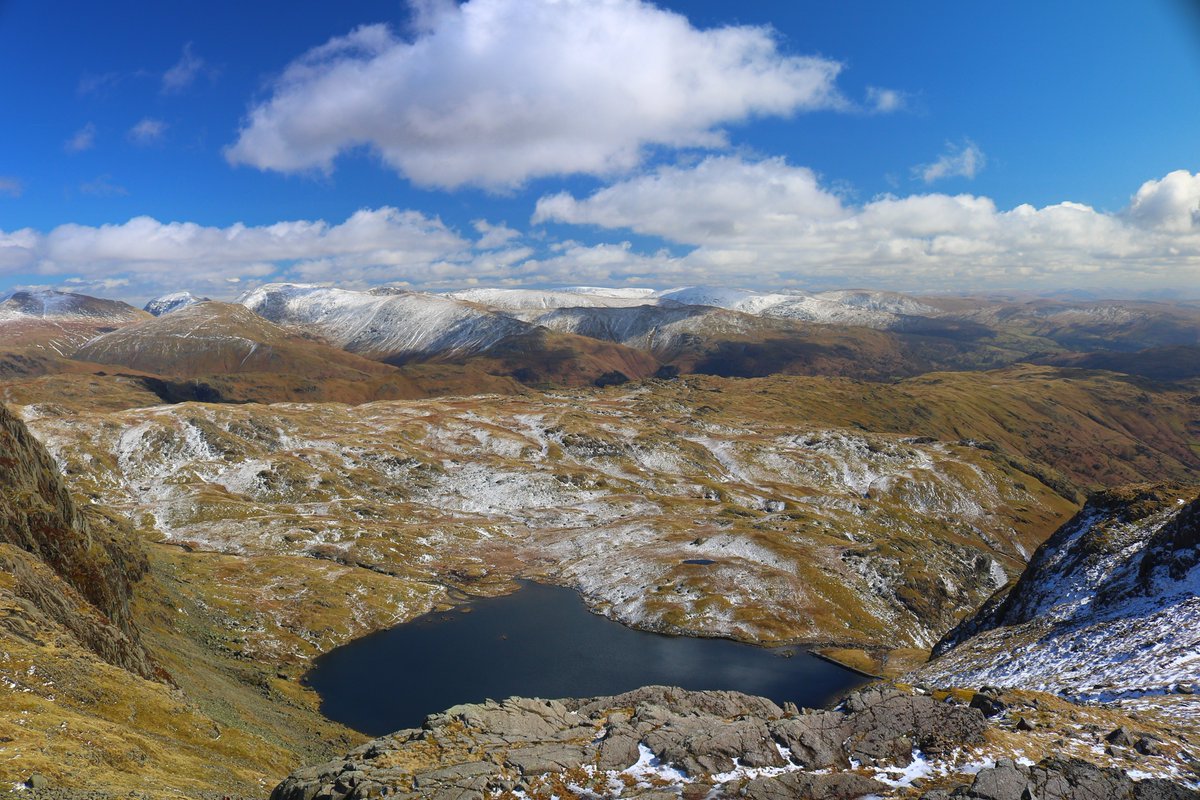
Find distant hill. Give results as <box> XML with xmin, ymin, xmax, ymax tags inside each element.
<box><xmin>73</xmin><ymin>300</ymin><xmax>398</xmax><ymax>379</ymax></box>
<box><xmin>0</xmin><ymin>289</ymin><xmax>150</xmax><ymax>357</ymax></box>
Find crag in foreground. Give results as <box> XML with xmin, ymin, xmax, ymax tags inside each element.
<box><xmin>0</xmin><ymin>286</ymin><xmax>1197</xmax><ymax>797</ymax></box>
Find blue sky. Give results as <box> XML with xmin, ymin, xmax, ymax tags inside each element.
<box><xmin>1</xmin><ymin>0</ymin><xmax>1199</xmax><ymax>301</ymax></box>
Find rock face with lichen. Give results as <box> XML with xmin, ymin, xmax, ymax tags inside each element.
<box><xmin>0</xmin><ymin>402</ymin><xmax>155</xmax><ymax>678</ymax></box>
<box><xmin>269</xmin><ymin>685</ymin><xmax>990</xmax><ymax>799</ymax></box>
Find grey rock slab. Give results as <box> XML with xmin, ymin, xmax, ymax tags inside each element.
<box><xmin>643</xmin><ymin>716</ymin><xmax>786</xmax><ymax>776</ymax></box>
<box><xmin>597</xmin><ymin>728</ymin><xmax>643</xmax><ymax>770</ymax></box>
<box><xmin>502</xmin><ymin>743</ymin><xmax>590</xmax><ymax>775</ymax></box>
<box><xmin>739</xmin><ymin>771</ymin><xmax>889</xmax><ymax>800</ymax></box>
<box><xmin>769</xmin><ymin>711</ymin><xmax>852</xmax><ymax>770</ymax></box>
<box><xmin>571</xmin><ymin>686</ymin><xmax>784</xmax><ymax>721</ymax></box>
<box><xmin>962</xmin><ymin>758</ymin><xmax>1031</xmax><ymax>800</ymax></box>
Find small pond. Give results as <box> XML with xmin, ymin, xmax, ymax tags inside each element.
<box><xmin>304</xmin><ymin>581</ymin><xmax>868</xmax><ymax>736</ymax></box>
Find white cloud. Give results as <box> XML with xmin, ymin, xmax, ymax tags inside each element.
<box><xmin>225</xmin><ymin>0</ymin><xmax>846</xmax><ymax>189</ymax></box>
<box><xmin>1124</xmin><ymin>169</ymin><xmax>1200</xmax><ymax>232</ymax></box>
<box><xmin>162</xmin><ymin>42</ymin><xmax>206</xmax><ymax>93</ymax></box>
<box><xmin>128</xmin><ymin>118</ymin><xmax>168</xmax><ymax>145</ymax></box>
<box><xmin>533</xmin><ymin>158</ymin><xmax>1200</xmax><ymax>291</ymax></box>
<box><xmin>866</xmin><ymin>86</ymin><xmax>905</xmax><ymax>113</ymax></box>
<box><xmin>0</xmin><ymin>177</ymin><xmax>22</xmax><ymax>198</ymax></box>
<box><xmin>3</xmin><ymin>166</ymin><xmax>1198</xmax><ymax>300</ymax></box>
<box><xmin>0</xmin><ymin>208</ymin><xmax>480</xmax><ymax>297</ymax></box>
<box><xmin>535</xmin><ymin>156</ymin><xmax>847</xmax><ymax>242</ymax></box>
<box><xmin>0</xmin><ymin>228</ymin><xmax>38</xmax><ymax>271</ymax></box>
<box><xmin>914</xmin><ymin>139</ymin><xmax>986</xmax><ymax>183</ymax></box>
<box><xmin>66</xmin><ymin>123</ymin><xmax>97</xmax><ymax>153</ymax></box>
<box><xmin>473</xmin><ymin>219</ymin><xmax>522</xmax><ymax>249</ymax></box>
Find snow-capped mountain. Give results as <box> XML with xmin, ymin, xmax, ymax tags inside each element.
<box><xmin>656</xmin><ymin>286</ymin><xmax>938</xmax><ymax>327</ymax></box>
<box><xmin>144</xmin><ymin>291</ymin><xmax>210</xmax><ymax>317</ymax></box>
<box><xmin>442</xmin><ymin>285</ymin><xmax>938</xmax><ymax>329</ymax></box>
<box><xmin>530</xmin><ymin>303</ymin><xmax>766</xmax><ymax>353</ymax></box>
<box><xmin>917</xmin><ymin>484</ymin><xmax>1200</xmax><ymax>719</ymax></box>
<box><xmin>237</xmin><ymin>283</ymin><xmax>530</xmax><ymax>361</ymax></box>
<box><xmin>445</xmin><ymin>286</ymin><xmax>658</xmax><ymax>311</ymax></box>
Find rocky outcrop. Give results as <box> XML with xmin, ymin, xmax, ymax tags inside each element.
<box><xmin>270</xmin><ymin>684</ymin><xmax>988</xmax><ymax>800</ymax></box>
<box><xmin>0</xmin><ymin>402</ymin><xmax>155</xmax><ymax>678</ymax></box>
<box><xmin>919</xmin><ymin>484</ymin><xmax>1200</xmax><ymax>709</ymax></box>
<box><xmin>934</xmin><ymin>483</ymin><xmax>1198</xmax><ymax>655</ymax></box>
<box><xmin>271</xmin><ymin>682</ymin><xmax>1200</xmax><ymax>799</ymax></box>
<box><xmin>925</xmin><ymin>756</ymin><xmax>1199</xmax><ymax>800</ymax></box>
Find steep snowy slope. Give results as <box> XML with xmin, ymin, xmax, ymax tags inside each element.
<box><xmin>236</xmin><ymin>283</ymin><xmax>659</xmax><ymax>385</ymax></box>
<box><xmin>144</xmin><ymin>290</ymin><xmax>209</xmax><ymax>316</ymax></box>
<box><xmin>238</xmin><ymin>283</ymin><xmax>529</xmax><ymax>361</ymax></box>
<box><xmin>917</xmin><ymin>484</ymin><xmax>1200</xmax><ymax>722</ymax></box>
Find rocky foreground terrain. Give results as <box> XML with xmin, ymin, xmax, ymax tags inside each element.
<box><xmin>270</xmin><ymin>684</ymin><xmax>1199</xmax><ymax>800</ymax></box>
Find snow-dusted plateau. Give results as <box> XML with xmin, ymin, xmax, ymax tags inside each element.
<box><xmin>0</xmin><ymin>283</ymin><xmax>1198</xmax><ymax>797</ymax></box>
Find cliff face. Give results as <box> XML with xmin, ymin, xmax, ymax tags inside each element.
<box><xmin>0</xmin><ymin>402</ymin><xmax>155</xmax><ymax>678</ymax></box>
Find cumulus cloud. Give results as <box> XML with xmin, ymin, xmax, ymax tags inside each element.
<box><xmin>0</xmin><ymin>228</ymin><xmax>39</xmax><ymax>271</ymax></box>
<box><xmin>225</xmin><ymin>0</ymin><xmax>846</xmax><ymax>189</ymax></box>
<box><xmin>1124</xmin><ymin>169</ymin><xmax>1200</xmax><ymax>232</ymax></box>
<box><xmin>128</xmin><ymin>118</ymin><xmax>168</xmax><ymax>145</ymax></box>
<box><xmin>65</xmin><ymin>123</ymin><xmax>97</xmax><ymax>153</ymax></box>
<box><xmin>535</xmin><ymin>157</ymin><xmax>847</xmax><ymax>242</ymax></box>
<box><xmin>0</xmin><ymin>208</ymin><xmax>485</xmax><ymax>297</ymax></box>
<box><xmin>0</xmin><ymin>177</ymin><xmax>22</xmax><ymax>198</ymax></box>
<box><xmin>534</xmin><ymin>158</ymin><xmax>1200</xmax><ymax>290</ymax></box>
<box><xmin>473</xmin><ymin>220</ymin><xmax>522</xmax><ymax>250</ymax></box>
<box><xmin>915</xmin><ymin>139</ymin><xmax>986</xmax><ymax>183</ymax></box>
<box><xmin>3</xmin><ymin>166</ymin><xmax>1198</xmax><ymax>299</ymax></box>
<box><xmin>162</xmin><ymin>42</ymin><xmax>206</xmax><ymax>93</ymax></box>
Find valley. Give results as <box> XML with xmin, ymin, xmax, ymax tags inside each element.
<box><xmin>0</xmin><ymin>284</ymin><xmax>1197</xmax><ymax>797</ymax></box>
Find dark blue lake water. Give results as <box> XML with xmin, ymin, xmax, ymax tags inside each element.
<box><xmin>304</xmin><ymin>581</ymin><xmax>868</xmax><ymax>736</ymax></box>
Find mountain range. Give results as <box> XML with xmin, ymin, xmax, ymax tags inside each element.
<box><xmin>2</xmin><ymin>284</ymin><xmax>1199</xmax><ymax>414</ymax></box>
<box><xmin>0</xmin><ymin>283</ymin><xmax>1197</xmax><ymax>796</ymax></box>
